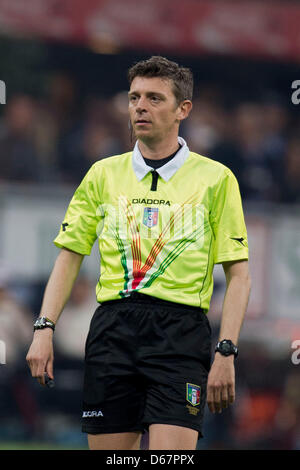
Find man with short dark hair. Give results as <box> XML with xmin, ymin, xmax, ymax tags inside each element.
<box><xmin>26</xmin><ymin>56</ymin><xmax>251</xmax><ymax>450</ymax></box>
<box><xmin>127</xmin><ymin>56</ymin><xmax>194</xmax><ymax>105</ymax></box>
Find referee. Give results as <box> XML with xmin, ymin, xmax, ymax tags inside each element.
<box><xmin>26</xmin><ymin>56</ymin><xmax>251</xmax><ymax>450</ymax></box>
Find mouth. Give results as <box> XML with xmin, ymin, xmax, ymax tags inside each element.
<box><xmin>135</xmin><ymin>119</ymin><xmax>151</xmax><ymax>125</ymax></box>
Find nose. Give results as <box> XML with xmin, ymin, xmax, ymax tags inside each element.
<box><xmin>135</xmin><ymin>96</ymin><xmax>148</xmax><ymax>113</ymax></box>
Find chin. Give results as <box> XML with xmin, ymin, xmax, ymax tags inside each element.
<box><xmin>135</xmin><ymin>130</ymin><xmax>154</xmax><ymax>140</ymax></box>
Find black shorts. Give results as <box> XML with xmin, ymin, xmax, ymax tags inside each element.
<box><xmin>82</xmin><ymin>292</ymin><xmax>212</xmax><ymax>437</ymax></box>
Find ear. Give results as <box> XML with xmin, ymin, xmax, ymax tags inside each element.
<box><xmin>176</xmin><ymin>100</ymin><xmax>193</xmax><ymax>122</ymax></box>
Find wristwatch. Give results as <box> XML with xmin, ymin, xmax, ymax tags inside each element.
<box><xmin>215</xmin><ymin>339</ymin><xmax>238</xmax><ymax>358</ymax></box>
<box><xmin>33</xmin><ymin>317</ymin><xmax>55</xmax><ymax>332</ymax></box>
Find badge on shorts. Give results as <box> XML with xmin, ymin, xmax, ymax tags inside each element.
<box><xmin>143</xmin><ymin>207</ymin><xmax>159</xmax><ymax>228</ymax></box>
<box><xmin>186</xmin><ymin>383</ymin><xmax>201</xmax><ymax>406</ymax></box>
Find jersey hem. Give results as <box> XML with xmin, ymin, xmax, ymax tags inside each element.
<box><xmin>53</xmin><ymin>240</ymin><xmax>91</xmax><ymax>256</ymax></box>
<box><xmin>214</xmin><ymin>252</ymin><xmax>249</xmax><ymax>264</ymax></box>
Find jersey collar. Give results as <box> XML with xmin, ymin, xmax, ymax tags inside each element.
<box><xmin>132</xmin><ymin>136</ymin><xmax>190</xmax><ymax>182</ymax></box>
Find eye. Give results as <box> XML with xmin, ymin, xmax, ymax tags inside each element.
<box><xmin>129</xmin><ymin>95</ymin><xmax>138</xmax><ymax>102</ymax></box>
<box><xmin>151</xmin><ymin>96</ymin><xmax>160</xmax><ymax>102</ymax></box>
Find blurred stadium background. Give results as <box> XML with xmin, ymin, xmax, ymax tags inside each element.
<box><xmin>0</xmin><ymin>0</ymin><xmax>300</xmax><ymax>450</ymax></box>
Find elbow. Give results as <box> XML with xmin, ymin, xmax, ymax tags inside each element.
<box><xmin>240</xmin><ymin>267</ymin><xmax>251</xmax><ymax>291</ymax></box>
<box><xmin>223</xmin><ymin>260</ymin><xmax>252</xmax><ymax>292</ymax></box>
<box><xmin>227</xmin><ymin>270</ymin><xmax>252</xmax><ymax>293</ymax></box>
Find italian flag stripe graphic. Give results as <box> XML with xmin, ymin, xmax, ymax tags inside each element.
<box><xmin>116</xmin><ymin>194</ymin><xmax>207</xmax><ymax>296</ymax></box>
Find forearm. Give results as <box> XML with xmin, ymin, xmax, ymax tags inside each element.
<box><xmin>218</xmin><ymin>265</ymin><xmax>251</xmax><ymax>345</ymax></box>
<box><xmin>38</xmin><ymin>247</ymin><xmax>84</xmax><ymax>325</ymax></box>
<box><xmin>27</xmin><ymin>248</ymin><xmax>84</xmax><ymax>385</ymax></box>
<box><xmin>207</xmin><ymin>261</ymin><xmax>251</xmax><ymax>413</ymax></box>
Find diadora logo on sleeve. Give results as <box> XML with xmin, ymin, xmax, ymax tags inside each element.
<box><xmin>82</xmin><ymin>410</ymin><xmax>104</xmax><ymax>418</ymax></box>
<box><xmin>230</xmin><ymin>237</ymin><xmax>246</xmax><ymax>246</ymax></box>
<box><xmin>132</xmin><ymin>198</ymin><xmax>171</xmax><ymax>206</ymax></box>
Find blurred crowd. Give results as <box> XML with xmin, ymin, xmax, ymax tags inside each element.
<box><xmin>0</xmin><ymin>73</ymin><xmax>300</xmax><ymax>204</ymax></box>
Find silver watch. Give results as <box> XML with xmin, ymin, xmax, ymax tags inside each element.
<box><xmin>33</xmin><ymin>317</ymin><xmax>55</xmax><ymax>332</ymax></box>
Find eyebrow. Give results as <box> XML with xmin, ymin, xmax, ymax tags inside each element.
<box><xmin>128</xmin><ymin>90</ymin><xmax>166</xmax><ymax>99</ymax></box>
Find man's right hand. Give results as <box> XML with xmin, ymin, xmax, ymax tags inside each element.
<box><xmin>26</xmin><ymin>328</ymin><xmax>54</xmax><ymax>386</ymax></box>
<box><xmin>25</xmin><ymin>248</ymin><xmax>84</xmax><ymax>386</ymax></box>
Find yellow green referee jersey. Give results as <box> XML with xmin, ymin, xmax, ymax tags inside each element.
<box><xmin>54</xmin><ymin>137</ymin><xmax>248</xmax><ymax>312</ymax></box>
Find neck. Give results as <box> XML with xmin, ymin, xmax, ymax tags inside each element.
<box><xmin>137</xmin><ymin>136</ymin><xmax>180</xmax><ymax>160</ymax></box>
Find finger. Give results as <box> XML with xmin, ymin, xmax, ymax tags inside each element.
<box><xmin>29</xmin><ymin>359</ymin><xmax>39</xmax><ymax>380</ymax></box>
<box><xmin>228</xmin><ymin>382</ymin><xmax>235</xmax><ymax>405</ymax></box>
<box><xmin>35</xmin><ymin>362</ymin><xmax>47</xmax><ymax>386</ymax></box>
<box><xmin>28</xmin><ymin>362</ymin><xmax>43</xmax><ymax>385</ymax></box>
<box><xmin>46</xmin><ymin>360</ymin><xmax>54</xmax><ymax>380</ymax></box>
<box><xmin>221</xmin><ymin>386</ymin><xmax>229</xmax><ymax>409</ymax></box>
<box><xmin>26</xmin><ymin>353</ymin><xmax>31</xmax><ymax>368</ymax></box>
<box><xmin>26</xmin><ymin>353</ymin><xmax>35</xmax><ymax>373</ymax></box>
<box><xmin>26</xmin><ymin>351</ymin><xmax>40</xmax><ymax>376</ymax></box>
<box><xmin>207</xmin><ymin>385</ymin><xmax>215</xmax><ymax>413</ymax></box>
<box><xmin>37</xmin><ymin>376</ymin><xmax>45</xmax><ymax>386</ymax></box>
<box><xmin>26</xmin><ymin>356</ymin><xmax>33</xmax><ymax>374</ymax></box>
<box><xmin>38</xmin><ymin>371</ymin><xmax>46</xmax><ymax>386</ymax></box>
<box><xmin>213</xmin><ymin>386</ymin><xmax>222</xmax><ymax>413</ymax></box>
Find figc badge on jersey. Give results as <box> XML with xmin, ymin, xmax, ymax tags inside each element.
<box><xmin>143</xmin><ymin>207</ymin><xmax>159</xmax><ymax>228</ymax></box>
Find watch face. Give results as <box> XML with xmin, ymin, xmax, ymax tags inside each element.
<box><xmin>222</xmin><ymin>343</ymin><xmax>231</xmax><ymax>353</ymax></box>
<box><xmin>34</xmin><ymin>317</ymin><xmax>48</xmax><ymax>329</ymax></box>
<box><xmin>34</xmin><ymin>317</ymin><xmax>55</xmax><ymax>331</ymax></box>
<box><xmin>216</xmin><ymin>340</ymin><xmax>237</xmax><ymax>357</ymax></box>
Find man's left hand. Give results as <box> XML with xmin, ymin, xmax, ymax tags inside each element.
<box><xmin>206</xmin><ymin>353</ymin><xmax>235</xmax><ymax>413</ymax></box>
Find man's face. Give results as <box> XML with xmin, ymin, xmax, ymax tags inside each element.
<box><xmin>128</xmin><ymin>76</ymin><xmax>183</xmax><ymax>143</ymax></box>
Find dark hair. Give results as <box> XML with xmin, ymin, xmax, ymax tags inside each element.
<box><xmin>127</xmin><ymin>56</ymin><xmax>193</xmax><ymax>105</ymax></box>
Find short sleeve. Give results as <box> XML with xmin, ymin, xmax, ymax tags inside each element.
<box><xmin>54</xmin><ymin>164</ymin><xmax>102</xmax><ymax>255</ymax></box>
<box><xmin>211</xmin><ymin>169</ymin><xmax>249</xmax><ymax>264</ymax></box>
